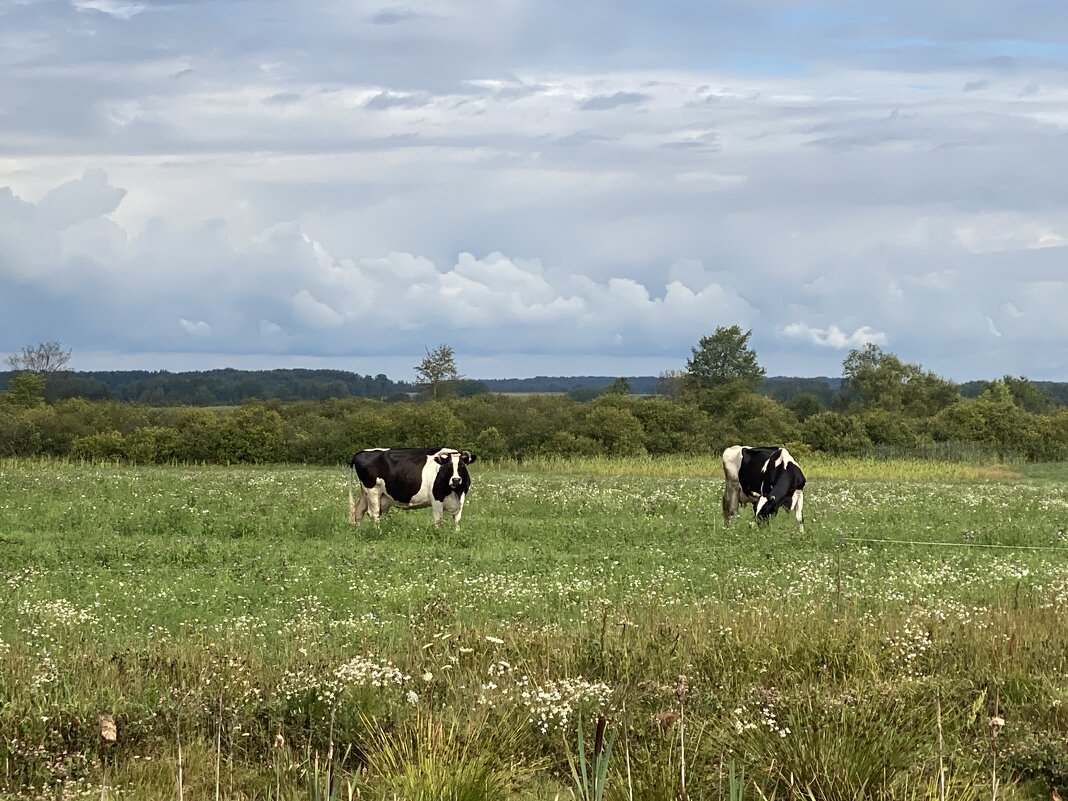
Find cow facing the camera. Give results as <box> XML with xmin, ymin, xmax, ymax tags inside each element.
<box><xmin>721</xmin><ymin>445</ymin><xmax>806</xmax><ymax>533</ymax></box>
<box><xmin>348</xmin><ymin>447</ymin><xmax>476</xmax><ymax>530</ymax></box>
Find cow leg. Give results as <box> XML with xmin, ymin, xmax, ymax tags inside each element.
<box><xmin>791</xmin><ymin>490</ymin><xmax>805</xmax><ymax>534</ymax></box>
<box><xmin>722</xmin><ymin>481</ymin><xmax>741</xmax><ymax>527</ymax></box>
<box><xmin>451</xmin><ymin>495</ymin><xmax>465</xmax><ymax>531</ymax></box>
<box><xmin>365</xmin><ymin>487</ymin><xmax>384</xmax><ymax>522</ymax></box>
<box><xmin>349</xmin><ymin>485</ymin><xmax>369</xmax><ymax>524</ymax></box>
<box><xmin>430</xmin><ymin>499</ymin><xmax>444</xmax><ymax>528</ymax></box>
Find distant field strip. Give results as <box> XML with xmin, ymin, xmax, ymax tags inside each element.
<box><xmin>502</xmin><ymin>453</ymin><xmax>1023</xmax><ymax>481</ymax></box>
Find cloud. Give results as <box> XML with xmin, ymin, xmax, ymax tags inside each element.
<box><xmin>35</xmin><ymin>170</ymin><xmax>127</xmax><ymax>230</ymax></box>
<box><xmin>1</xmin><ymin>1</ymin><xmax>1067</xmax><ymax>380</ymax></box>
<box><xmin>956</xmin><ymin>216</ymin><xmax>1068</xmax><ymax>253</ymax></box>
<box><xmin>292</xmin><ymin>290</ymin><xmax>344</xmax><ymax>328</ymax></box>
<box><xmin>580</xmin><ymin>92</ymin><xmax>649</xmax><ymax>111</ymax></box>
<box><xmin>368</xmin><ymin>7</ymin><xmax>420</xmax><ymax>25</ymax></box>
<box><xmin>364</xmin><ymin>91</ymin><xmax>431</xmax><ymax>110</ymax></box>
<box><xmin>71</xmin><ymin>0</ymin><xmax>145</xmax><ymax>20</ymax></box>
<box><xmin>781</xmin><ymin>323</ymin><xmax>888</xmax><ymax>349</ymax></box>
<box><xmin>179</xmin><ymin>318</ymin><xmax>211</xmax><ymax>337</ymax></box>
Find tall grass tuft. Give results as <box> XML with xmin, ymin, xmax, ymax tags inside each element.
<box><xmin>362</xmin><ymin>712</ymin><xmax>531</xmax><ymax>801</ymax></box>
<box><xmin>731</xmin><ymin>690</ymin><xmax>936</xmax><ymax>801</ymax></box>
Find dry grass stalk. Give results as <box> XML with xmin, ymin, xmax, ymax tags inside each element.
<box><xmin>99</xmin><ymin>714</ymin><xmax>117</xmax><ymax>744</ymax></box>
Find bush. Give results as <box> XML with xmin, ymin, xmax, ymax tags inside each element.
<box><xmin>473</xmin><ymin>426</ymin><xmax>509</xmax><ymax>461</ymax></box>
<box><xmin>802</xmin><ymin>411</ymin><xmax>873</xmax><ymax>455</ymax></box>
<box><xmin>0</xmin><ymin>407</ymin><xmax>43</xmax><ymax>456</ymax></box>
<box><xmin>126</xmin><ymin>426</ymin><xmax>183</xmax><ymax>464</ymax></box>
<box><xmin>582</xmin><ymin>402</ymin><xmax>647</xmax><ymax>457</ymax></box>
<box><xmin>857</xmin><ymin>410</ymin><xmax>920</xmax><ymax>448</ymax></box>
<box><xmin>70</xmin><ymin>430</ymin><xmax>127</xmax><ymax>461</ymax></box>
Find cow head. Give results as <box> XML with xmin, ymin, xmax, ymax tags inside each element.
<box><xmin>754</xmin><ymin>455</ymin><xmax>802</xmax><ymax>523</ymax></box>
<box><xmin>754</xmin><ymin>494</ymin><xmax>779</xmax><ymax>521</ymax></box>
<box><xmin>433</xmin><ymin>449</ymin><xmax>477</xmax><ymax>491</ymax></box>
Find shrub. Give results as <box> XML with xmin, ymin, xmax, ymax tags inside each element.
<box><xmin>70</xmin><ymin>430</ymin><xmax>127</xmax><ymax>461</ymax></box>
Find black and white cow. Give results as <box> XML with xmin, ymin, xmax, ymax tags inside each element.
<box><xmin>348</xmin><ymin>447</ymin><xmax>476</xmax><ymax>530</ymax></box>
<box><xmin>721</xmin><ymin>445</ymin><xmax>806</xmax><ymax>533</ymax></box>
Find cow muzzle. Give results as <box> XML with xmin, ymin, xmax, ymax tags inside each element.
<box><xmin>450</xmin><ymin>476</ymin><xmax>462</xmax><ymax>488</ymax></box>
<box><xmin>755</xmin><ymin>495</ymin><xmax>775</xmax><ymax>518</ymax></box>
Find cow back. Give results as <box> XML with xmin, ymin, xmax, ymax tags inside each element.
<box><xmin>350</xmin><ymin>447</ymin><xmax>445</xmax><ymax>504</ymax></box>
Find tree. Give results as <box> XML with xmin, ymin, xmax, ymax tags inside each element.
<box><xmin>656</xmin><ymin>369</ymin><xmax>686</xmax><ymax>400</ymax></box>
<box><xmin>686</xmin><ymin>326</ymin><xmax>765</xmax><ymax>391</ymax></box>
<box><xmin>1001</xmin><ymin>375</ymin><xmax>1055</xmax><ymax>413</ymax></box>
<box><xmin>2</xmin><ymin>372</ymin><xmax>47</xmax><ymax>408</ymax></box>
<box><xmin>6</xmin><ymin>341</ymin><xmax>72</xmax><ymax>373</ymax></box>
<box><xmin>414</xmin><ymin>344</ymin><xmax>461</xmax><ymax>400</ymax></box>
<box><xmin>841</xmin><ymin>344</ymin><xmax>907</xmax><ymax>412</ymax></box>
<box><xmin>786</xmin><ymin>392</ymin><xmax>824</xmax><ymax>422</ymax></box>
<box><xmin>842</xmin><ymin>344</ymin><xmax>958</xmax><ymax>416</ymax></box>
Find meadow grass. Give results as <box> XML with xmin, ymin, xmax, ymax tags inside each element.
<box><xmin>2</xmin><ymin>457</ymin><xmax>1068</xmax><ymax>799</ymax></box>
<box><xmin>498</xmin><ymin>452</ymin><xmax>1021</xmax><ymax>481</ymax></box>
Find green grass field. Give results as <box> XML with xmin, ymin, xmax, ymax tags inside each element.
<box><xmin>2</xmin><ymin>457</ymin><xmax>1068</xmax><ymax>800</ymax></box>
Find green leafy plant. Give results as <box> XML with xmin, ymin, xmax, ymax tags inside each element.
<box><xmin>567</xmin><ymin>714</ymin><xmax>617</xmax><ymax>801</ymax></box>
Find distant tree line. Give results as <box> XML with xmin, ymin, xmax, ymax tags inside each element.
<box><xmin>0</xmin><ymin>368</ymin><xmax>418</xmax><ymax>405</ymax></box>
<box><xmin>3</xmin><ymin>327</ymin><xmax>1068</xmax><ymax>464</ymax></box>
<box><xmin>0</xmin><ymin>367</ymin><xmax>849</xmax><ymax>406</ymax></box>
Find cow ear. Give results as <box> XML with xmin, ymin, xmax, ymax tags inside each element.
<box><xmin>462</xmin><ymin>451</ymin><xmax>476</xmax><ymax>464</ymax></box>
<box><xmin>434</xmin><ymin>453</ymin><xmax>449</xmax><ymax>464</ymax></box>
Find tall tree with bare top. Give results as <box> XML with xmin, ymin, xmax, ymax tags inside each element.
<box><xmin>6</xmin><ymin>341</ymin><xmax>72</xmax><ymax>373</ymax></box>
<box><xmin>415</xmin><ymin>344</ymin><xmax>461</xmax><ymax>400</ymax></box>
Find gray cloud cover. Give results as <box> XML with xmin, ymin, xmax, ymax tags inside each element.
<box><xmin>1</xmin><ymin>0</ymin><xmax>1066</xmax><ymax>380</ymax></box>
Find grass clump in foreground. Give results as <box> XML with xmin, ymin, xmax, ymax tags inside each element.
<box><xmin>2</xmin><ymin>458</ymin><xmax>1068</xmax><ymax>799</ymax></box>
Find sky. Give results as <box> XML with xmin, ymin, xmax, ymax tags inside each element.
<box><xmin>1</xmin><ymin>1</ymin><xmax>1066</xmax><ymax>382</ymax></box>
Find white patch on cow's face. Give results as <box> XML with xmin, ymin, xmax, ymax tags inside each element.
<box><xmin>433</xmin><ymin>449</ymin><xmax>462</xmax><ymax>483</ymax></box>
<box><xmin>755</xmin><ymin>496</ymin><xmax>768</xmax><ymax>516</ymax></box>
<box><xmin>446</xmin><ymin>451</ymin><xmax>462</xmax><ymax>487</ymax></box>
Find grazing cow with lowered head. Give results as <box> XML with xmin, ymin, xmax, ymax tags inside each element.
<box><xmin>348</xmin><ymin>447</ymin><xmax>476</xmax><ymax>530</ymax></box>
<box><xmin>721</xmin><ymin>445</ymin><xmax>806</xmax><ymax>533</ymax></box>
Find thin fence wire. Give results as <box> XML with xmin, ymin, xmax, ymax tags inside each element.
<box><xmin>843</xmin><ymin>535</ymin><xmax>1068</xmax><ymax>552</ymax></box>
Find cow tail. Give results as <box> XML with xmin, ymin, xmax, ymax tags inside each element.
<box><xmin>347</xmin><ymin>463</ymin><xmax>357</xmax><ymax>524</ymax></box>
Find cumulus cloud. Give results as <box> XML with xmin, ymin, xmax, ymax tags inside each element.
<box><xmin>1</xmin><ymin>0</ymin><xmax>1067</xmax><ymax>380</ymax></box>
<box><xmin>292</xmin><ymin>290</ymin><xmax>344</xmax><ymax>328</ymax></box>
<box><xmin>781</xmin><ymin>323</ymin><xmax>888</xmax><ymax>349</ymax></box>
<box><xmin>35</xmin><ymin>170</ymin><xmax>127</xmax><ymax>231</ymax></box>
<box><xmin>179</xmin><ymin>318</ymin><xmax>211</xmax><ymax>337</ymax></box>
